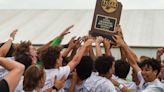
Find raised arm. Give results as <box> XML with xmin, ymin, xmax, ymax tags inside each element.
<box><xmin>37</xmin><ymin>40</ymin><xmax>53</xmax><ymax>54</ymax></box>
<box><xmin>115</xmin><ymin>25</ymin><xmax>127</xmax><ymax>60</ymax></box>
<box><xmin>116</xmin><ymin>25</ymin><xmax>138</xmax><ymax>62</ymax></box>
<box><xmin>0</xmin><ymin>29</ymin><xmax>17</xmax><ymax>57</ymax></box>
<box><xmin>156</xmin><ymin>48</ymin><xmax>164</xmax><ymax>61</ymax></box>
<box><xmin>0</xmin><ymin>57</ymin><xmax>25</xmax><ymax>92</ymax></box>
<box><xmin>95</xmin><ymin>36</ymin><xmax>103</xmax><ymax>57</ymax></box>
<box><xmin>37</xmin><ymin>25</ymin><xmax>74</xmax><ymax>52</ymax></box>
<box><xmin>81</xmin><ymin>35</ymin><xmax>96</xmax><ymax>61</ymax></box>
<box><xmin>119</xmin><ymin>48</ymin><xmax>127</xmax><ymax>61</ymax></box>
<box><xmin>103</xmin><ymin>38</ymin><xmax>112</xmax><ymax>56</ymax></box>
<box><xmin>68</xmin><ymin>71</ymin><xmax>78</xmax><ymax>92</ymax></box>
<box><xmin>88</xmin><ymin>45</ymin><xmax>96</xmax><ymax>61</ymax></box>
<box><xmin>67</xmin><ymin>39</ymin><xmax>93</xmax><ymax>71</ymax></box>
<box><xmin>62</xmin><ymin>36</ymin><xmax>77</xmax><ymax>57</ymax></box>
<box><xmin>113</xmin><ymin>35</ymin><xmax>141</xmax><ymax>73</ymax></box>
<box><xmin>68</xmin><ymin>38</ymin><xmax>81</xmax><ymax>60</ymax></box>
<box><xmin>50</xmin><ymin>25</ymin><xmax>73</xmax><ymax>46</ymax></box>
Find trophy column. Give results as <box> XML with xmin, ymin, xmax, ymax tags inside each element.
<box><xmin>90</xmin><ymin>0</ymin><xmax>122</xmax><ymax>40</ymax></box>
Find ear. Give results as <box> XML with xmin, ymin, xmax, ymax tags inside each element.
<box><xmin>154</xmin><ymin>70</ymin><xmax>158</xmax><ymax>76</ymax></box>
<box><xmin>107</xmin><ymin>69</ymin><xmax>113</xmax><ymax>79</ymax></box>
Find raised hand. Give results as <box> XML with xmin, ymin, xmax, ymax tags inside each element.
<box><xmin>68</xmin><ymin>37</ymin><xmax>81</xmax><ymax>49</ymax></box>
<box><xmin>115</xmin><ymin>25</ymin><xmax>122</xmax><ymax>34</ymax></box>
<box><xmin>83</xmin><ymin>39</ymin><xmax>94</xmax><ymax>47</ymax></box>
<box><xmin>70</xmin><ymin>36</ymin><xmax>77</xmax><ymax>42</ymax></box>
<box><xmin>103</xmin><ymin>38</ymin><xmax>113</xmax><ymax>49</ymax></box>
<box><xmin>74</xmin><ymin>37</ymin><xmax>81</xmax><ymax>49</ymax></box>
<box><xmin>68</xmin><ymin>40</ymin><xmax>77</xmax><ymax>49</ymax></box>
<box><xmin>10</xmin><ymin>29</ymin><xmax>18</xmax><ymax>40</ymax></box>
<box><xmin>112</xmin><ymin>35</ymin><xmax>125</xmax><ymax>47</ymax></box>
<box><xmin>81</xmin><ymin>36</ymin><xmax>88</xmax><ymax>42</ymax></box>
<box><xmin>156</xmin><ymin>48</ymin><xmax>164</xmax><ymax>61</ymax></box>
<box><xmin>96</xmin><ymin>36</ymin><xmax>103</xmax><ymax>45</ymax></box>
<box><xmin>103</xmin><ymin>38</ymin><xmax>113</xmax><ymax>56</ymax></box>
<box><xmin>157</xmin><ymin>48</ymin><xmax>164</xmax><ymax>57</ymax></box>
<box><xmin>59</xmin><ymin>25</ymin><xmax>74</xmax><ymax>39</ymax></box>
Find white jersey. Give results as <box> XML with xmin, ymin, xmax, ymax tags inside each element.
<box><xmin>137</xmin><ymin>71</ymin><xmax>164</xmax><ymax>92</ymax></box>
<box><xmin>112</xmin><ymin>75</ymin><xmax>137</xmax><ymax>92</ymax></box>
<box><xmin>41</xmin><ymin>66</ymin><xmax>70</xmax><ymax>92</ymax></box>
<box><xmin>83</xmin><ymin>72</ymin><xmax>117</xmax><ymax>92</ymax></box>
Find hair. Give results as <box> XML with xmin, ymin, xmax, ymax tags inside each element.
<box><xmin>15</xmin><ymin>53</ymin><xmax>32</xmax><ymax>71</ymax></box>
<box><xmin>23</xmin><ymin>65</ymin><xmax>44</xmax><ymax>91</ymax></box>
<box><xmin>14</xmin><ymin>41</ymin><xmax>32</xmax><ymax>56</ymax></box>
<box><xmin>95</xmin><ymin>56</ymin><xmax>115</xmax><ymax>75</ymax></box>
<box><xmin>140</xmin><ymin>55</ymin><xmax>150</xmax><ymax>62</ymax></box>
<box><xmin>140</xmin><ymin>58</ymin><xmax>161</xmax><ymax>76</ymax></box>
<box><xmin>14</xmin><ymin>41</ymin><xmax>32</xmax><ymax>70</ymax></box>
<box><xmin>76</xmin><ymin>56</ymin><xmax>93</xmax><ymax>80</ymax></box>
<box><xmin>40</xmin><ymin>46</ymin><xmax>62</xmax><ymax>69</ymax></box>
<box><xmin>115</xmin><ymin>59</ymin><xmax>130</xmax><ymax>78</ymax></box>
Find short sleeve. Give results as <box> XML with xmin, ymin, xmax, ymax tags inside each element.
<box><xmin>0</xmin><ymin>79</ymin><xmax>9</xmax><ymax>92</ymax></box>
<box><xmin>58</xmin><ymin>65</ymin><xmax>71</xmax><ymax>79</ymax></box>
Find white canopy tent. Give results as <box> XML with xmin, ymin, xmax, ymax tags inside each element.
<box><xmin>0</xmin><ymin>0</ymin><xmax>164</xmax><ymax>9</ymax></box>
<box><xmin>0</xmin><ymin>0</ymin><xmax>164</xmax><ymax>59</ymax></box>
<box><xmin>0</xmin><ymin>10</ymin><xmax>164</xmax><ymax>47</ymax></box>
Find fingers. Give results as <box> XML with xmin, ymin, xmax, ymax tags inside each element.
<box><xmin>10</xmin><ymin>29</ymin><xmax>18</xmax><ymax>39</ymax></box>
<box><xmin>64</xmin><ymin>31</ymin><xmax>71</xmax><ymax>35</ymax></box>
<box><xmin>157</xmin><ymin>48</ymin><xmax>164</xmax><ymax>56</ymax></box>
<box><xmin>96</xmin><ymin>36</ymin><xmax>103</xmax><ymax>44</ymax></box>
<box><xmin>62</xmin><ymin>31</ymin><xmax>71</xmax><ymax>36</ymax></box>
<box><xmin>69</xmin><ymin>36</ymin><xmax>76</xmax><ymax>43</ymax></box>
<box><xmin>60</xmin><ymin>25</ymin><xmax>74</xmax><ymax>38</ymax></box>
<box><xmin>112</xmin><ymin>35</ymin><xmax>117</xmax><ymax>42</ymax></box>
<box><xmin>65</xmin><ymin>25</ymin><xmax>74</xmax><ymax>32</ymax></box>
<box><xmin>13</xmin><ymin>29</ymin><xmax>18</xmax><ymax>33</ymax></box>
<box><xmin>63</xmin><ymin>25</ymin><xmax>74</xmax><ymax>33</ymax></box>
<box><xmin>84</xmin><ymin>39</ymin><xmax>94</xmax><ymax>47</ymax></box>
<box><xmin>71</xmin><ymin>36</ymin><xmax>77</xmax><ymax>40</ymax></box>
<box><xmin>81</xmin><ymin>36</ymin><xmax>89</xmax><ymax>42</ymax></box>
<box><xmin>76</xmin><ymin>37</ymin><xmax>81</xmax><ymax>41</ymax></box>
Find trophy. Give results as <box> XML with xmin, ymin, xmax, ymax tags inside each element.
<box><xmin>90</xmin><ymin>0</ymin><xmax>122</xmax><ymax>41</ymax></box>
